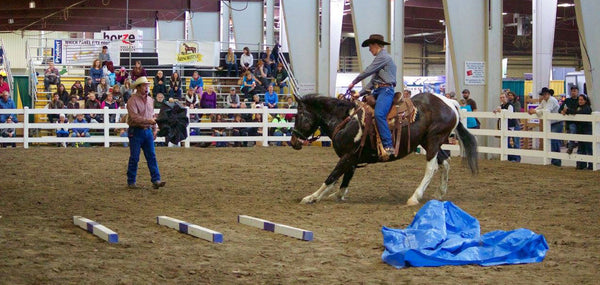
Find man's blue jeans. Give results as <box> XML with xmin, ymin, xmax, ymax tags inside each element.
<box><xmin>373</xmin><ymin>86</ymin><xmax>394</xmax><ymax>148</ymax></box>
<box><xmin>566</xmin><ymin>122</ymin><xmax>577</xmax><ymax>149</ymax></box>
<box><xmin>127</xmin><ymin>127</ymin><xmax>161</xmax><ymax>185</ymax></box>
<box><xmin>550</xmin><ymin>122</ymin><xmax>563</xmax><ymax>166</ymax></box>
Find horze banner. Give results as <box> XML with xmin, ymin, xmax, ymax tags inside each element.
<box><xmin>157</xmin><ymin>41</ymin><xmax>220</xmax><ymax>67</ymax></box>
<box><xmin>53</xmin><ymin>39</ymin><xmax>111</xmax><ymax>65</ymax></box>
<box><xmin>94</xmin><ymin>29</ymin><xmax>143</xmax><ymax>52</ymax></box>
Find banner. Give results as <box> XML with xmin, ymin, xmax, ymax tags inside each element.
<box><xmin>157</xmin><ymin>41</ymin><xmax>220</xmax><ymax>67</ymax></box>
<box><xmin>54</xmin><ymin>39</ymin><xmax>111</xmax><ymax>65</ymax></box>
<box><xmin>94</xmin><ymin>29</ymin><xmax>143</xmax><ymax>52</ymax></box>
<box><xmin>404</xmin><ymin>76</ymin><xmax>446</xmax><ymax>96</ymax></box>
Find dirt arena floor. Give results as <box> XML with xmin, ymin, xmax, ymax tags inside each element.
<box><xmin>0</xmin><ymin>146</ymin><xmax>599</xmax><ymax>284</ymax></box>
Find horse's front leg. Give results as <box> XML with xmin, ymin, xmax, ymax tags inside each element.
<box><xmin>300</xmin><ymin>154</ymin><xmax>357</xmax><ymax>204</ymax></box>
<box><xmin>328</xmin><ymin>165</ymin><xmax>356</xmax><ymax>201</ymax></box>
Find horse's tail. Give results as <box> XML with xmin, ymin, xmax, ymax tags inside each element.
<box><xmin>454</xmin><ymin>121</ymin><xmax>478</xmax><ymax>174</ymax></box>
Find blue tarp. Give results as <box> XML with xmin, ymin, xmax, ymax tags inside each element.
<box><xmin>382</xmin><ymin>200</ymin><xmax>549</xmax><ymax>268</ymax></box>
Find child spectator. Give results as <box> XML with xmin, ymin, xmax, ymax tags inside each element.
<box><xmin>130</xmin><ymin>60</ymin><xmax>147</xmax><ymax>81</ymax></box>
<box><xmin>84</xmin><ymin>92</ymin><xmax>102</xmax><ymax>123</ymax></box>
<box><xmin>84</xmin><ymin>77</ymin><xmax>95</xmax><ymax>98</ymax></box>
<box><xmin>56</xmin><ymin>83</ymin><xmax>70</xmax><ymax>105</ymax></box>
<box><xmin>240</xmin><ymin>71</ymin><xmax>257</xmax><ymax>101</ymax></box>
<box><xmin>120</xmin><ymin>78</ymin><xmax>133</xmax><ymax>103</ymax></box>
<box><xmin>56</xmin><ymin>114</ymin><xmax>69</xmax><ymax>147</ymax></box>
<box><xmin>96</xmin><ymin>77</ymin><xmax>109</xmax><ymax>101</ymax></box>
<box><xmin>115</xmin><ymin>67</ymin><xmax>129</xmax><ymax>86</ymax></box>
<box><xmin>48</xmin><ymin>93</ymin><xmax>65</xmax><ymax>123</ymax></box>
<box><xmin>101</xmin><ymin>93</ymin><xmax>119</xmax><ymax>123</ymax></box>
<box><xmin>71</xmin><ymin>114</ymin><xmax>90</xmax><ymax>143</ymax></box>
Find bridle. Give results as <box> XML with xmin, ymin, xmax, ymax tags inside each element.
<box><xmin>292</xmin><ymin>128</ymin><xmax>321</xmax><ymax>143</ymax></box>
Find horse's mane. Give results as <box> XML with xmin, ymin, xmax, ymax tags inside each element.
<box><xmin>299</xmin><ymin>94</ymin><xmax>355</xmax><ymax>114</ymax></box>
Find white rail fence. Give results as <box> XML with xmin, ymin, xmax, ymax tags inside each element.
<box><xmin>0</xmin><ymin>108</ymin><xmax>598</xmax><ymax>170</ymax></box>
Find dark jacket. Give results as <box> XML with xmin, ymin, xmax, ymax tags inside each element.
<box><xmin>575</xmin><ymin>105</ymin><xmax>592</xmax><ymax>134</ymax></box>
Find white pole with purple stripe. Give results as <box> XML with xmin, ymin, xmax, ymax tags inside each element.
<box><xmin>238</xmin><ymin>215</ymin><xmax>313</xmax><ymax>241</ymax></box>
<box><xmin>73</xmin><ymin>216</ymin><xmax>119</xmax><ymax>243</ymax></box>
<box><xmin>156</xmin><ymin>216</ymin><xmax>223</xmax><ymax>243</ymax></box>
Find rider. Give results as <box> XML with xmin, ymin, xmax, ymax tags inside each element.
<box><xmin>348</xmin><ymin>34</ymin><xmax>397</xmax><ymax>157</ymax></box>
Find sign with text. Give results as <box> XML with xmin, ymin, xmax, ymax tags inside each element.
<box><xmin>94</xmin><ymin>29</ymin><xmax>143</xmax><ymax>52</ymax></box>
<box><xmin>157</xmin><ymin>41</ymin><xmax>219</xmax><ymax>67</ymax></box>
<box><xmin>464</xmin><ymin>61</ymin><xmax>485</xmax><ymax>85</ymax></box>
<box><xmin>53</xmin><ymin>39</ymin><xmax>111</xmax><ymax>65</ymax></box>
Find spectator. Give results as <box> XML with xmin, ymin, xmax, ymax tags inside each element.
<box><xmin>84</xmin><ymin>92</ymin><xmax>102</xmax><ymax>123</ymax></box>
<box><xmin>130</xmin><ymin>60</ymin><xmax>147</xmax><ymax>81</ymax></box>
<box><xmin>231</xmin><ymin>114</ymin><xmax>248</xmax><ymax>147</ymax></box>
<box><xmin>189</xmin><ymin>70</ymin><xmax>204</xmax><ymax>95</ymax></box>
<box><xmin>152</xmin><ymin>70</ymin><xmax>168</xmax><ymax>97</ymax></box>
<box><xmin>169</xmin><ymin>72</ymin><xmax>183</xmax><ymax>100</ymax></box>
<box><xmin>43</xmin><ymin>62</ymin><xmax>61</xmax><ymax>92</ymax></box>
<box><xmin>120</xmin><ymin>78</ymin><xmax>133</xmax><ymax>103</ymax></box>
<box><xmin>48</xmin><ymin>92</ymin><xmax>65</xmax><ymax>123</ymax></box>
<box><xmin>71</xmin><ymin>113</ymin><xmax>90</xmax><ymax>141</ymax></box>
<box><xmin>274</xmin><ymin>63</ymin><xmax>288</xmax><ymax>92</ymax></box>
<box><xmin>507</xmin><ymin>91</ymin><xmax>521</xmax><ymax>112</ymax></box>
<box><xmin>183</xmin><ymin>88</ymin><xmax>199</xmax><ymax>108</ymax></box>
<box><xmin>56</xmin><ymin>84</ymin><xmax>70</xmax><ymax>105</ymax></box>
<box><xmin>459</xmin><ymin>99</ymin><xmax>477</xmax><ymax>129</ymax></box>
<box><xmin>56</xmin><ymin>113</ymin><xmax>69</xmax><ymax>147</ymax></box>
<box><xmin>200</xmin><ymin>85</ymin><xmax>217</xmax><ymax>109</ymax></box>
<box><xmin>101</xmin><ymin>93</ymin><xmax>119</xmax><ymax>123</ymax></box>
<box><xmin>284</xmin><ymin>96</ymin><xmax>297</xmax><ymax>122</ymax></box>
<box><xmin>240</xmin><ymin>47</ymin><xmax>254</xmax><ymax>73</ymax></box>
<box><xmin>249</xmin><ymin>110</ymin><xmax>264</xmax><ymax>141</ymax></box>
<box><xmin>211</xmin><ymin>113</ymin><xmax>227</xmax><ymax>147</ymax></box>
<box><xmin>96</xmin><ymin>77</ymin><xmax>109</xmax><ymax>101</ymax></box>
<box><xmin>250</xmin><ymin>94</ymin><xmax>263</xmax><ymax>109</ymax></box>
<box><xmin>271</xmin><ymin>113</ymin><xmax>291</xmax><ymax>146</ymax></box>
<box><xmin>0</xmin><ymin>75</ymin><xmax>9</xmax><ymax>94</ymax></box>
<box><xmin>529</xmin><ymin>87</ymin><xmax>562</xmax><ymax>166</ymax></box>
<box><xmin>264</xmin><ymin>84</ymin><xmax>278</xmax><ymax>109</ymax></box>
<box><xmin>70</xmin><ymin>80</ymin><xmax>84</xmax><ymax>100</ymax></box>
<box><xmin>574</xmin><ymin>94</ymin><xmax>592</xmax><ymax>169</ymax></box>
<box><xmin>103</xmin><ymin>63</ymin><xmax>115</xmax><ymax>87</ymax></box>
<box><xmin>260</xmin><ymin>46</ymin><xmax>276</xmax><ymax>76</ymax></box>
<box><xmin>225</xmin><ymin>47</ymin><xmax>239</xmax><ymax>77</ymax></box>
<box><xmin>111</xmin><ymin>84</ymin><xmax>123</xmax><ymax>103</ymax></box>
<box><xmin>90</xmin><ymin>59</ymin><xmax>103</xmax><ymax>89</ymax></box>
<box><xmin>154</xmin><ymin>93</ymin><xmax>166</xmax><ymax>109</ymax></box>
<box><xmin>66</xmin><ymin>95</ymin><xmax>80</xmax><ymax>120</ymax></box>
<box><xmin>226</xmin><ymin>87</ymin><xmax>241</xmax><ymax>108</ymax></box>
<box><xmin>403</xmin><ymin>89</ymin><xmax>412</xmax><ymax>99</ymax></box>
<box><xmin>188</xmin><ymin>102</ymin><xmax>200</xmax><ymax>136</ymax></box>
<box><xmin>99</xmin><ymin>45</ymin><xmax>112</xmax><ymax>65</ymax></box>
<box><xmin>0</xmin><ymin>91</ymin><xmax>17</xmax><ymax>123</ymax></box>
<box><xmin>494</xmin><ymin>93</ymin><xmax>520</xmax><ymax>162</ymax></box>
<box><xmin>84</xmin><ymin>77</ymin><xmax>95</xmax><ymax>98</ymax></box>
<box><xmin>462</xmin><ymin>89</ymin><xmax>480</xmax><ymax>128</ymax></box>
<box><xmin>240</xmin><ymin>71</ymin><xmax>257</xmax><ymax>101</ymax></box>
<box><xmin>115</xmin><ymin>66</ymin><xmax>129</xmax><ymax>86</ymax></box>
<box><xmin>560</xmin><ymin>86</ymin><xmax>580</xmax><ymax>155</ymax></box>
<box><xmin>253</xmin><ymin>59</ymin><xmax>270</xmax><ymax>89</ymax></box>
<box><xmin>1</xmin><ymin>115</ymin><xmax>16</xmax><ymax>148</ymax></box>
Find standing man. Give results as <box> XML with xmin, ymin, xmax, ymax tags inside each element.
<box><xmin>462</xmin><ymin>89</ymin><xmax>480</xmax><ymax>128</ymax></box>
<box><xmin>126</xmin><ymin>76</ymin><xmax>166</xmax><ymax>189</ymax></box>
<box><xmin>559</xmin><ymin>86</ymin><xmax>580</xmax><ymax>154</ymax></box>
<box><xmin>348</xmin><ymin>34</ymin><xmax>397</xmax><ymax>157</ymax></box>
<box><xmin>529</xmin><ymin>87</ymin><xmax>562</xmax><ymax>166</ymax></box>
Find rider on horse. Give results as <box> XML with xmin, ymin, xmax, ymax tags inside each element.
<box><xmin>348</xmin><ymin>34</ymin><xmax>397</xmax><ymax>157</ymax></box>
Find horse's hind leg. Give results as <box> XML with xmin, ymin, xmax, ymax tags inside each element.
<box><xmin>435</xmin><ymin>152</ymin><xmax>450</xmax><ymax>200</ymax></box>
<box><xmin>407</xmin><ymin>153</ymin><xmax>439</xmax><ymax>206</ymax></box>
<box><xmin>301</xmin><ymin>155</ymin><xmax>356</xmax><ymax>204</ymax></box>
<box><xmin>329</xmin><ymin>166</ymin><xmax>356</xmax><ymax>201</ymax></box>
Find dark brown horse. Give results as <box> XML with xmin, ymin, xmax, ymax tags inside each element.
<box><xmin>290</xmin><ymin>93</ymin><xmax>478</xmax><ymax>205</ymax></box>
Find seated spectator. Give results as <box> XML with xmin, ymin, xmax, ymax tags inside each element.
<box><xmin>71</xmin><ymin>114</ymin><xmax>91</xmax><ymax>143</ymax></box>
<box><xmin>99</xmin><ymin>45</ymin><xmax>111</xmax><ymax>65</ymax></box>
<box><xmin>56</xmin><ymin>83</ymin><xmax>70</xmax><ymax>104</ymax></box>
<box><xmin>271</xmin><ymin>113</ymin><xmax>291</xmax><ymax>146</ymax></box>
<box><xmin>115</xmin><ymin>66</ymin><xmax>129</xmax><ymax>86</ymax></box>
<box><xmin>261</xmin><ymin>46</ymin><xmax>277</xmax><ymax>76</ymax></box>
<box><xmin>48</xmin><ymin>93</ymin><xmax>65</xmax><ymax>123</ymax></box>
<box><xmin>0</xmin><ymin>91</ymin><xmax>17</xmax><ymax>123</ymax></box>
<box><xmin>96</xmin><ymin>77</ymin><xmax>109</xmax><ymax>102</ymax></box>
<box><xmin>284</xmin><ymin>96</ymin><xmax>297</xmax><ymax>122</ymax></box>
<box><xmin>274</xmin><ymin>63</ymin><xmax>288</xmax><ymax>92</ymax></box>
<box><xmin>575</xmin><ymin>94</ymin><xmax>593</xmax><ymax>170</ymax></box>
<box><xmin>43</xmin><ymin>62</ymin><xmax>61</xmax><ymax>92</ymax></box>
<box><xmin>254</xmin><ymin>60</ymin><xmax>271</xmax><ymax>89</ymax></box>
<box><xmin>84</xmin><ymin>77</ymin><xmax>95</xmax><ymax>98</ymax></box>
<box><xmin>0</xmin><ymin>75</ymin><xmax>9</xmax><ymax>94</ymax></box>
<box><xmin>184</xmin><ymin>88</ymin><xmax>199</xmax><ymax>108</ymax></box>
<box><xmin>240</xmin><ymin>46</ymin><xmax>254</xmax><ymax>74</ymax></box>
<box><xmin>66</xmin><ymin>95</ymin><xmax>80</xmax><ymax>121</ymax></box>
<box><xmin>250</xmin><ymin>94</ymin><xmax>263</xmax><ymax>109</ymax></box>
<box><xmin>264</xmin><ymin>84</ymin><xmax>278</xmax><ymax>109</ymax></box>
<box><xmin>169</xmin><ymin>72</ymin><xmax>183</xmax><ymax>100</ymax></box>
<box><xmin>188</xmin><ymin>103</ymin><xmax>201</xmax><ymax>136</ymax></box>
<box><xmin>70</xmin><ymin>80</ymin><xmax>84</xmax><ymax>100</ymax></box>
<box><xmin>56</xmin><ymin>113</ymin><xmax>69</xmax><ymax>147</ymax></box>
<box><xmin>111</xmin><ymin>85</ymin><xmax>123</xmax><ymax>103</ymax></box>
<box><xmin>90</xmin><ymin>59</ymin><xmax>103</xmax><ymax>89</ymax></box>
<box><xmin>226</xmin><ymin>87</ymin><xmax>241</xmax><ymax>108</ymax></box>
<box><xmin>225</xmin><ymin>47</ymin><xmax>239</xmax><ymax>77</ymax></box>
<box><xmin>248</xmin><ymin>111</ymin><xmax>263</xmax><ymax>140</ymax></box>
<box><xmin>154</xmin><ymin>93</ymin><xmax>166</xmax><ymax>109</ymax></box>
<box><xmin>120</xmin><ymin>78</ymin><xmax>133</xmax><ymax>103</ymax></box>
<box><xmin>84</xmin><ymin>92</ymin><xmax>102</xmax><ymax>123</ymax></box>
<box><xmin>101</xmin><ymin>93</ymin><xmax>119</xmax><ymax>123</ymax></box>
<box><xmin>103</xmin><ymin>63</ymin><xmax>116</xmax><ymax>87</ymax></box>
<box><xmin>1</xmin><ymin>115</ymin><xmax>16</xmax><ymax>148</ymax></box>
<box><xmin>231</xmin><ymin>114</ymin><xmax>248</xmax><ymax>147</ymax></box>
<box><xmin>189</xmin><ymin>70</ymin><xmax>204</xmax><ymax>95</ymax></box>
<box><xmin>200</xmin><ymin>85</ymin><xmax>217</xmax><ymax>109</ymax></box>
<box><xmin>130</xmin><ymin>60</ymin><xmax>147</xmax><ymax>81</ymax></box>
<box><xmin>211</xmin><ymin>113</ymin><xmax>227</xmax><ymax>147</ymax></box>
<box><xmin>240</xmin><ymin>71</ymin><xmax>257</xmax><ymax>101</ymax></box>
<box><xmin>153</xmin><ymin>70</ymin><xmax>168</xmax><ymax>97</ymax></box>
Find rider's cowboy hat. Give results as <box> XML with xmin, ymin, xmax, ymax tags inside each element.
<box><xmin>361</xmin><ymin>34</ymin><xmax>390</xmax><ymax>47</ymax></box>
<box><xmin>131</xmin><ymin>76</ymin><xmax>151</xmax><ymax>88</ymax></box>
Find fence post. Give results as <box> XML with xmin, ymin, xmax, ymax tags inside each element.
<box><xmin>541</xmin><ymin>111</ymin><xmax>550</xmax><ymax>165</ymax></box>
<box><xmin>23</xmin><ymin>107</ymin><xmax>29</xmax><ymax>149</ymax></box>
<box><xmin>593</xmin><ymin>113</ymin><xmax>599</xmax><ymax>171</ymax></box>
<box><xmin>104</xmin><ymin>107</ymin><xmax>110</xmax><ymax>148</ymax></box>
<box><xmin>184</xmin><ymin>107</ymin><xmax>191</xmax><ymax>148</ymax></box>
<box><xmin>262</xmin><ymin>108</ymin><xmax>269</xmax><ymax>147</ymax></box>
<box><xmin>499</xmin><ymin>110</ymin><xmax>508</xmax><ymax>161</ymax></box>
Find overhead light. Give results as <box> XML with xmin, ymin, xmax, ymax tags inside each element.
<box><xmin>502</xmin><ymin>12</ymin><xmax>508</xmax><ymax>16</ymax></box>
<box><xmin>8</xmin><ymin>18</ymin><xmax>14</xmax><ymax>24</ymax></box>
<box><xmin>29</xmin><ymin>1</ymin><xmax>36</xmax><ymax>8</ymax></box>
<box><xmin>557</xmin><ymin>3</ymin><xmax>575</xmax><ymax>7</ymax></box>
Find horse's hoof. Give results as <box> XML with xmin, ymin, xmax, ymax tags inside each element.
<box><xmin>300</xmin><ymin>196</ymin><xmax>315</xmax><ymax>204</ymax></box>
<box><xmin>406</xmin><ymin>198</ymin><xmax>419</xmax><ymax>206</ymax></box>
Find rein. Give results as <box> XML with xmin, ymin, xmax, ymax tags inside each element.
<box><xmin>292</xmin><ymin>129</ymin><xmax>321</xmax><ymax>143</ymax></box>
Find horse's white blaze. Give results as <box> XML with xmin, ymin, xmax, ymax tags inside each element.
<box><xmin>407</xmin><ymin>155</ymin><xmax>439</xmax><ymax>205</ymax></box>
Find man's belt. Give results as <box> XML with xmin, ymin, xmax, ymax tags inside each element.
<box><xmin>375</xmin><ymin>83</ymin><xmax>395</xmax><ymax>88</ymax></box>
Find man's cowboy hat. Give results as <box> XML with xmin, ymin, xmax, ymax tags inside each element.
<box><xmin>131</xmin><ymin>76</ymin><xmax>151</xmax><ymax>88</ymax></box>
<box><xmin>361</xmin><ymin>34</ymin><xmax>390</xmax><ymax>47</ymax></box>
<box><xmin>538</xmin><ymin>87</ymin><xmax>551</xmax><ymax>95</ymax></box>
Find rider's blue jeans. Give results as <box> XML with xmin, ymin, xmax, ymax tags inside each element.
<box><xmin>373</xmin><ymin>86</ymin><xmax>394</xmax><ymax>148</ymax></box>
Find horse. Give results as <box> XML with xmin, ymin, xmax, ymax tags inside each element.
<box><xmin>182</xmin><ymin>43</ymin><xmax>196</xmax><ymax>54</ymax></box>
<box><xmin>289</xmin><ymin>92</ymin><xmax>478</xmax><ymax>206</ymax></box>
